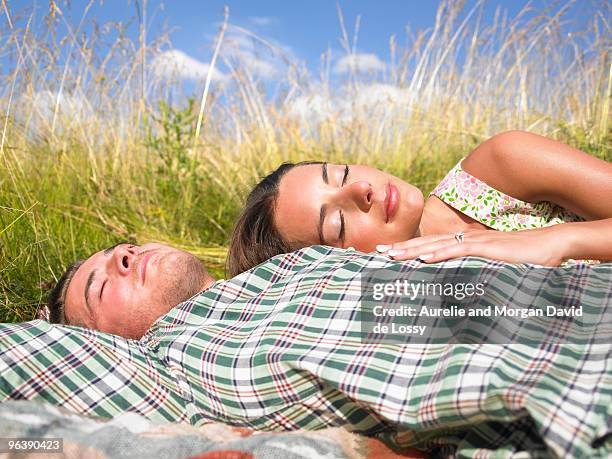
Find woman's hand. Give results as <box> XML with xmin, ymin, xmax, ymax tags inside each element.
<box><xmin>376</xmin><ymin>227</ymin><xmax>570</xmax><ymax>266</ymax></box>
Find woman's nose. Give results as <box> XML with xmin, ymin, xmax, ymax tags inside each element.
<box><xmin>111</xmin><ymin>244</ymin><xmax>137</xmax><ymax>276</ymax></box>
<box><xmin>342</xmin><ymin>181</ymin><xmax>373</xmax><ymax>211</ymax></box>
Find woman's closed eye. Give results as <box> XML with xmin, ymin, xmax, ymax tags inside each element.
<box><xmin>322</xmin><ymin>164</ymin><xmax>350</xmax><ymax>245</ymax></box>
<box><xmin>337</xmin><ymin>165</ymin><xmax>349</xmax><ymax>243</ymax></box>
<box><xmin>326</xmin><ymin>210</ymin><xmax>345</xmax><ymax>245</ymax></box>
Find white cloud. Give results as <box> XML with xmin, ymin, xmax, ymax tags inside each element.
<box><xmin>353</xmin><ymin>83</ymin><xmax>411</xmax><ymax>107</ymax></box>
<box><xmin>151</xmin><ymin>49</ymin><xmax>227</xmax><ymax>82</ymax></box>
<box><xmin>23</xmin><ymin>90</ymin><xmax>97</xmax><ymax>137</ymax></box>
<box><xmin>236</xmin><ymin>51</ymin><xmax>278</xmax><ymax>78</ymax></box>
<box><xmin>31</xmin><ymin>90</ymin><xmax>89</xmax><ymax>118</ymax></box>
<box><xmin>287</xmin><ymin>83</ymin><xmax>413</xmax><ymax>125</ymax></box>
<box><xmin>249</xmin><ymin>16</ymin><xmax>275</xmax><ymax>26</ymax></box>
<box><xmin>287</xmin><ymin>93</ymin><xmax>334</xmax><ymax>124</ymax></box>
<box><xmin>333</xmin><ymin>53</ymin><xmax>386</xmax><ymax>74</ymax></box>
<box><xmin>220</xmin><ymin>26</ymin><xmax>294</xmax><ymax>80</ymax></box>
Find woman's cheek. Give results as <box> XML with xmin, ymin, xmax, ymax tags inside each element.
<box><xmin>349</xmin><ymin>217</ymin><xmax>381</xmax><ymax>252</ymax></box>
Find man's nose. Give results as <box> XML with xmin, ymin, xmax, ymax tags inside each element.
<box><xmin>340</xmin><ymin>180</ymin><xmax>373</xmax><ymax>212</ymax></box>
<box><xmin>111</xmin><ymin>245</ymin><xmax>138</xmax><ymax>276</ymax></box>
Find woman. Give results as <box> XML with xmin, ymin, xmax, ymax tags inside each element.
<box><xmin>227</xmin><ymin>131</ymin><xmax>612</xmax><ymax>277</ymax></box>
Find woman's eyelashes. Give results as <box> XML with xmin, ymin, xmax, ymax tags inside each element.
<box><xmin>337</xmin><ymin>165</ymin><xmax>349</xmax><ymax>243</ymax></box>
<box><xmin>341</xmin><ymin>165</ymin><xmax>349</xmax><ymax>186</ymax></box>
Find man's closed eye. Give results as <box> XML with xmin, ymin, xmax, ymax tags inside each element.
<box><xmin>100</xmin><ymin>280</ymin><xmax>107</xmax><ymax>300</ymax></box>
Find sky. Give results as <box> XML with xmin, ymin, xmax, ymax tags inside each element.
<box><xmin>2</xmin><ymin>0</ymin><xmax>604</xmax><ymax>126</ymax></box>
<box><xmin>4</xmin><ymin>0</ymin><xmax>597</xmax><ymax>82</ymax></box>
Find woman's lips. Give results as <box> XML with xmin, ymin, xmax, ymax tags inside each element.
<box><xmin>385</xmin><ymin>183</ymin><xmax>399</xmax><ymax>222</ymax></box>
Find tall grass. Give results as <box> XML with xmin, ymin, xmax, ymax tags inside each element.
<box><xmin>1</xmin><ymin>0</ymin><xmax>610</xmax><ymax>321</ymax></box>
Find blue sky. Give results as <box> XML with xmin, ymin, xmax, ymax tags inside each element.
<box><xmin>5</xmin><ymin>0</ymin><xmax>595</xmax><ymax>79</ymax></box>
<box><xmin>2</xmin><ymin>0</ymin><xmax>604</xmax><ymax>125</ymax></box>
<box><xmin>3</xmin><ymin>0</ymin><xmax>605</xmax><ymax>136</ymax></box>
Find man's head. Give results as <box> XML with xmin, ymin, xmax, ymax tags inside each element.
<box><xmin>47</xmin><ymin>242</ymin><xmax>215</xmax><ymax>339</ymax></box>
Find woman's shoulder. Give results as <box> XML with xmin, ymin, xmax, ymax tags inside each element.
<box><xmin>434</xmin><ymin>130</ymin><xmax>611</xmax><ymax>224</ymax></box>
<box><xmin>430</xmin><ymin>153</ymin><xmax>583</xmax><ymax>231</ymax></box>
<box><xmin>461</xmin><ymin>133</ymin><xmax>528</xmax><ymax>201</ymax></box>
<box><xmin>459</xmin><ymin>132</ymin><xmax>537</xmax><ymax>202</ymax></box>
<box><xmin>430</xmin><ymin>133</ymin><xmax>530</xmax><ymax>204</ymax></box>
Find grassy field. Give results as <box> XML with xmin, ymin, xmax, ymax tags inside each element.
<box><xmin>1</xmin><ymin>1</ymin><xmax>610</xmax><ymax>322</ymax></box>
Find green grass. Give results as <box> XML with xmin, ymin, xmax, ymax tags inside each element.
<box><xmin>1</xmin><ymin>0</ymin><xmax>610</xmax><ymax>321</ymax></box>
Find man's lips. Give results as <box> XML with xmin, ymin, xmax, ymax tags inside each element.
<box><xmin>139</xmin><ymin>252</ymin><xmax>153</xmax><ymax>284</ymax></box>
<box><xmin>385</xmin><ymin>183</ymin><xmax>399</xmax><ymax>223</ymax></box>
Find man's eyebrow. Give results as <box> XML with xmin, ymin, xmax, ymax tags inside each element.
<box><xmin>321</xmin><ymin>162</ymin><xmax>329</xmax><ymax>184</ymax></box>
<box><xmin>103</xmin><ymin>241</ymin><xmax>126</xmax><ymax>256</ymax></box>
<box><xmin>84</xmin><ymin>269</ymin><xmax>96</xmax><ymax>313</ymax></box>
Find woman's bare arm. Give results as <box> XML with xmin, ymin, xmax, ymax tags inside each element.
<box><xmin>381</xmin><ymin>131</ymin><xmax>612</xmax><ymax>265</ymax></box>
<box><xmin>461</xmin><ymin>130</ymin><xmax>612</xmax><ymax>220</ymax></box>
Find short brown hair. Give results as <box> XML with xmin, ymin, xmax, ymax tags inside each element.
<box><xmin>47</xmin><ymin>259</ymin><xmax>84</xmax><ymax>325</ymax></box>
<box><xmin>226</xmin><ymin>161</ymin><xmax>322</xmax><ymax>277</ymax></box>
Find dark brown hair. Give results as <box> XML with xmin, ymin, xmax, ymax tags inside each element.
<box><xmin>47</xmin><ymin>259</ymin><xmax>84</xmax><ymax>325</ymax></box>
<box><xmin>226</xmin><ymin>161</ymin><xmax>322</xmax><ymax>277</ymax></box>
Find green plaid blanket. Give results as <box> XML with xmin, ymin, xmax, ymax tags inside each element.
<box><xmin>1</xmin><ymin>246</ymin><xmax>610</xmax><ymax>458</ymax></box>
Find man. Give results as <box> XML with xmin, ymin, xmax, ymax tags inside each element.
<box><xmin>45</xmin><ymin>242</ymin><xmax>215</xmax><ymax>339</ymax></box>
<box><xmin>1</xmin><ymin>246</ymin><xmax>610</xmax><ymax>458</ymax></box>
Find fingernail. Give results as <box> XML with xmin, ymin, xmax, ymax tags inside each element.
<box><xmin>376</xmin><ymin>244</ymin><xmax>391</xmax><ymax>252</ymax></box>
<box><xmin>418</xmin><ymin>253</ymin><xmax>434</xmax><ymax>260</ymax></box>
<box><xmin>387</xmin><ymin>249</ymin><xmax>404</xmax><ymax>257</ymax></box>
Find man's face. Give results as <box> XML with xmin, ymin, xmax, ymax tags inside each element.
<box><xmin>64</xmin><ymin>243</ymin><xmax>212</xmax><ymax>339</ymax></box>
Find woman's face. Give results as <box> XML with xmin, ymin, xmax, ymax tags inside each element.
<box><xmin>275</xmin><ymin>163</ymin><xmax>424</xmax><ymax>252</ymax></box>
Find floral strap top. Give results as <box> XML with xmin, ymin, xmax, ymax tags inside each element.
<box><xmin>430</xmin><ymin>159</ymin><xmax>598</xmax><ymax>265</ymax></box>
<box><xmin>430</xmin><ymin>159</ymin><xmax>585</xmax><ymax>231</ymax></box>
